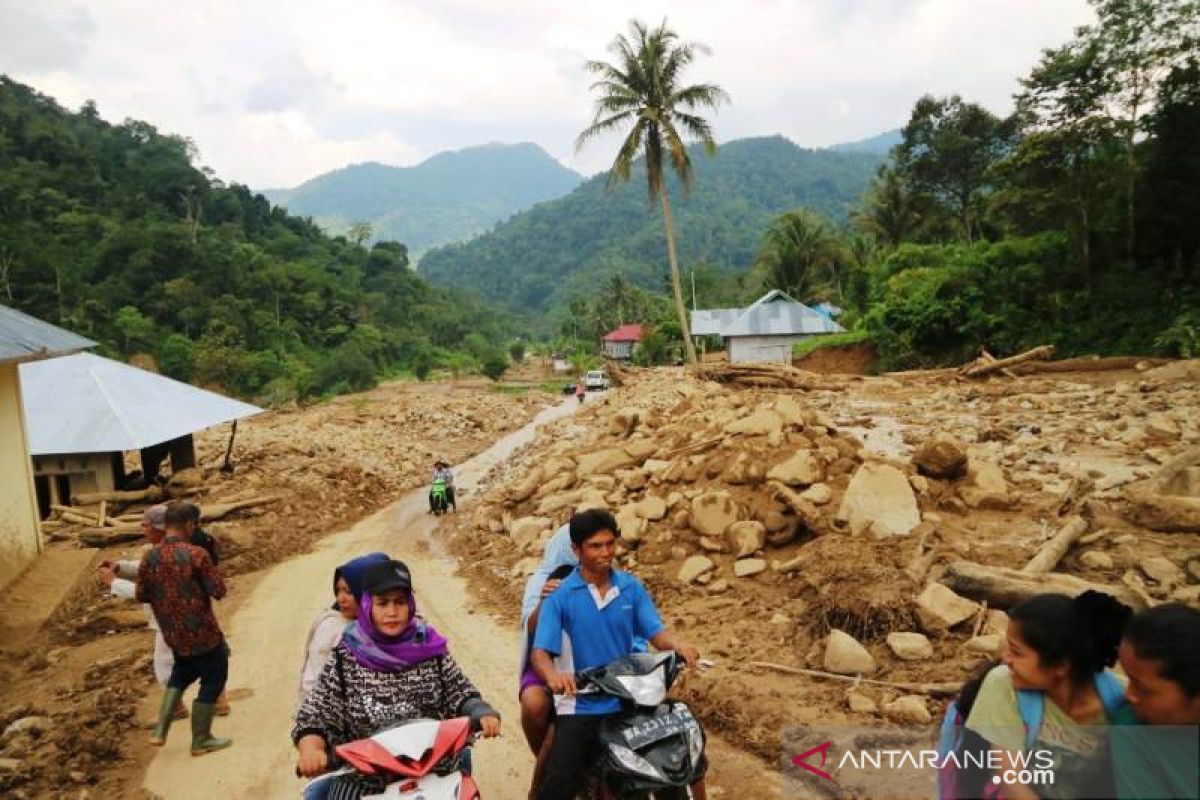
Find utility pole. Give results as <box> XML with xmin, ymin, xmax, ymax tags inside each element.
<box><xmin>690</xmin><ymin>267</ymin><xmax>696</xmax><ymax>310</ymax></box>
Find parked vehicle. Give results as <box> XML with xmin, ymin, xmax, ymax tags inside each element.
<box><xmin>575</xmin><ymin>652</ymin><xmax>707</xmax><ymax>799</ymax></box>
<box><xmin>585</xmin><ymin>370</ymin><xmax>610</xmax><ymax>391</ymax></box>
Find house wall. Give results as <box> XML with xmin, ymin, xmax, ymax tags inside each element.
<box><xmin>728</xmin><ymin>335</ymin><xmax>801</xmax><ymax>364</ymax></box>
<box><xmin>32</xmin><ymin>452</ymin><xmax>118</xmax><ymax>506</ymax></box>
<box><xmin>0</xmin><ymin>362</ymin><xmax>43</xmax><ymax>591</ymax></box>
<box><xmin>603</xmin><ymin>341</ymin><xmax>634</xmax><ymax>359</ymax></box>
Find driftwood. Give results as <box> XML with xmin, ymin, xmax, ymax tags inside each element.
<box><xmin>77</xmin><ymin>526</ymin><xmax>144</xmax><ymax>547</ymax></box>
<box><xmin>961</xmin><ymin>345</ymin><xmax>1055</xmax><ymax>378</ymax></box>
<box><xmin>941</xmin><ymin>560</ymin><xmax>1146</xmax><ymax>610</ymax></box>
<box><xmin>1122</xmin><ymin>446</ymin><xmax>1200</xmax><ymax>533</ymax></box>
<box><xmin>200</xmin><ymin>494</ymin><xmax>282</xmax><ymax>521</ymax></box>
<box><xmin>659</xmin><ymin>436</ymin><xmax>723</xmax><ymax>461</ymax></box>
<box><xmin>769</xmin><ymin>481</ymin><xmax>820</xmax><ymax>522</ymax></box>
<box><xmin>1011</xmin><ymin>355</ymin><xmax>1169</xmax><ymax>375</ymax></box>
<box><xmin>746</xmin><ymin>661</ymin><xmax>959</xmax><ymax>698</ymax></box>
<box><xmin>1022</xmin><ymin>515</ymin><xmax>1089</xmax><ymax>574</ymax></box>
<box><xmin>72</xmin><ymin>486</ymin><xmax>165</xmax><ymax>506</ymax></box>
<box><xmin>695</xmin><ymin>363</ymin><xmax>845</xmax><ymax>391</ymax></box>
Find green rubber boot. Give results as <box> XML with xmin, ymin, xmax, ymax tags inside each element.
<box><xmin>149</xmin><ymin>687</ymin><xmax>185</xmax><ymax>746</ymax></box>
<box><xmin>190</xmin><ymin>701</ymin><xmax>233</xmax><ymax>756</ymax></box>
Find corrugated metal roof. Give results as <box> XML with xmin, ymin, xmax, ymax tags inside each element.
<box><xmin>720</xmin><ymin>290</ymin><xmax>846</xmax><ymax>337</ymax></box>
<box><xmin>0</xmin><ymin>305</ymin><xmax>95</xmax><ymax>364</ymax></box>
<box><xmin>19</xmin><ymin>352</ymin><xmax>262</xmax><ymax>455</ymax></box>
<box><xmin>603</xmin><ymin>323</ymin><xmax>644</xmax><ymax>342</ymax></box>
<box><xmin>690</xmin><ymin>308</ymin><xmax>742</xmax><ymax>336</ymax></box>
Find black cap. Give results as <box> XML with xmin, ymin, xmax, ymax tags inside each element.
<box><xmin>363</xmin><ymin>559</ymin><xmax>413</xmax><ymax>595</ymax></box>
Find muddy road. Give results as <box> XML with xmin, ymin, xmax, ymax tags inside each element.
<box><xmin>143</xmin><ymin>397</ymin><xmax>777</xmax><ymax>799</ymax></box>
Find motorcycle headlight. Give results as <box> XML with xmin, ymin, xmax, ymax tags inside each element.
<box><xmin>610</xmin><ymin>744</ymin><xmax>667</xmax><ymax>782</ymax></box>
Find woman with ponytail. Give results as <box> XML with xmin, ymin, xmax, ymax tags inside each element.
<box><xmin>965</xmin><ymin>590</ymin><xmax>1133</xmax><ymax>799</ymax></box>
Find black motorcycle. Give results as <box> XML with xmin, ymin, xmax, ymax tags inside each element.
<box><xmin>574</xmin><ymin>652</ymin><xmax>708</xmax><ymax>799</ymax></box>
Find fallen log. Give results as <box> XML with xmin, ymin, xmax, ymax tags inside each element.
<box><xmin>200</xmin><ymin>494</ymin><xmax>283</xmax><ymax>521</ymax></box>
<box><xmin>78</xmin><ymin>526</ymin><xmax>144</xmax><ymax>547</ymax></box>
<box><xmin>746</xmin><ymin>661</ymin><xmax>959</xmax><ymax>697</ymax></box>
<box><xmin>941</xmin><ymin>560</ymin><xmax>1146</xmax><ymax>610</ymax></box>
<box><xmin>961</xmin><ymin>345</ymin><xmax>1055</xmax><ymax>378</ymax></box>
<box><xmin>59</xmin><ymin>510</ymin><xmax>101</xmax><ymax>527</ymax></box>
<box><xmin>695</xmin><ymin>363</ymin><xmax>846</xmax><ymax>391</ymax></box>
<box><xmin>1121</xmin><ymin>446</ymin><xmax>1200</xmax><ymax>532</ymax></box>
<box><xmin>1011</xmin><ymin>355</ymin><xmax>1169</xmax><ymax>375</ymax></box>
<box><xmin>1022</xmin><ymin>515</ymin><xmax>1089</xmax><ymax>574</ymax></box>
<box><xmin>72</xmin><ymin>486</ymin><xmax>164</xmax><ymax>506</ymax></box>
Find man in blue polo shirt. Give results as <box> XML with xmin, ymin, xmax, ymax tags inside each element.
<box><xmin>530</xmin><ymin>508</ymin><xmax>700</xmax><ymax>800</ymax></box>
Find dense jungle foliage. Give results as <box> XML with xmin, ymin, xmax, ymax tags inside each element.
<box><xmin>0</xmin><ymin>76</ymin><xmax>515</xmax><ymax>400</ymax></box>
<box><xmin>417</xmin><ymin>135</ymin><xmax>882</xmax><ymax>315</ymax></box>
<box><xmin>554</xmin><ymin>0</ymin><xmax>1200</xmax><ymax>369</ymax></box>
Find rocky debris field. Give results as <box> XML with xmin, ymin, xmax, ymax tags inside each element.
<box><xmin>446</xmin><ymin>361</ymin><xmax>1200</xmax><ymax>762</ymax></box>
<box><xmin>0</xmin><ymin>379</ymin><xmax>553</xmax><ymax>800</ymax></box>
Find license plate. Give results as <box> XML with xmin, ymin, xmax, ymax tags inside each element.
<box><xmin>623</xmin><ymin>707</ymin><xmax>695</xmax><ymax>750</ymax></box>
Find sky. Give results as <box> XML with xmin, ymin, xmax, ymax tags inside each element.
<box><xmin>1</xmin><ymin>0</ymin><xmax>1096</xmax><ymax>190</ymax></box>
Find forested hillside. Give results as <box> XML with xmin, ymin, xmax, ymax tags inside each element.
<box><xmin>0</xmin><ymin>76</ymin><xmax>513</xmax><ymax>400</ymax></box>
<box><xmin>264</xmin><ymin>143</ymin><xmax>582</xmax><ymax>256</ymax></box>
<box><xmin>418</xmin><ymin>136</ymin><xmax>881</xmax><ymax>313</ymax></box>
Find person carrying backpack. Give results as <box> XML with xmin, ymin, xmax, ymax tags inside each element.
<box><xmin>946</xmin><ymin>590</ymin><xmax>1132</xmax><ymax>800</ymax></box>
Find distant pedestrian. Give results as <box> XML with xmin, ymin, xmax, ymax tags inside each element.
<box><xmin>574</xmin><ymin>380</ymin><xmax>585</xmax><ymax>404</ymax></box>
<box><xmin>138</xmin><ymin>500</ymin><xmax>232</xmax><ymax>756</ymax></box>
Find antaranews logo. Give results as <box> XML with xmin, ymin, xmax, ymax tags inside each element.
<box><xmin>783</xmin><ymin>726</ymin><xmax>1056</xmax><ymax>800</ymax></box>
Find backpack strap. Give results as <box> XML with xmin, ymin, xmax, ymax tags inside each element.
<box><xmin>1015</xmin><ymin>689</ymin><xmax>1045</xmax><ymax>751</ymax></box>
<box><xmin>1094</xmin><ymin>669</ymin><xmax>1128</xmax><ymax>717</ymax></box>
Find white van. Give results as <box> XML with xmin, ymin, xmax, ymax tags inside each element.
<box><xmin>584</xmin><ymin>370</ymin><xmax>610</xmax><ymax>391</ymax></box>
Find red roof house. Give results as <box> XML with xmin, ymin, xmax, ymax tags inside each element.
<box><xmin>602</xmin><ymin>324</ymin><xmax>644</xmax><ymax>360</ymax></box>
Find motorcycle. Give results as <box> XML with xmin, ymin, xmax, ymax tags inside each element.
<box><xmin>307</xmin><ymin>716</ymin><xmax>480</xmax><ymax>799</ymax></box>
<box><xmin>574</xmin><ymin>652</ymin><xmax>707</xmax><ymax>799</ymax></box>
<box><xmin>429</xmin><ymin>478</ymin><xmax>450</xmax><ymax>516</ymax></box>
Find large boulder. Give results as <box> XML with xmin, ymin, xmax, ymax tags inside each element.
<box><xmin>726</xmin><ymin>520</ymin><xmax>767</xmax><ymax>558</ymax></box>
<box><xmin>774</xmin><ymin>396</ymin><xmax>806</xmax><ymax>429</ymax></box>
<box><xmin>823</xmin><ymin>629</ymin><xmax>877</xmax><ymax>675</ymax></box>
<box><xmin>576</xmin><ymin>447</ymin><xmax>637</xmax><ymax>477</ymax></box>
<box><xmin>916</xmin><ymin>583</ymin><xmax>981</xmax><ymax>631</ymax></box>
<box><xmin>509</xmin><ymin>466</ymin><xmax>545</xmax><ymax>503</ymax></box>
<box><xmin>677</xmin><ymin>556</ymin><xmax>715</xmax><ymax>584</ymax></box>
<box><xmin>961</xmin><ymin>461</ymin><xmax>1014</xmax><ymax>509</ymax></box>
<box><xmin>837</xmin><ymin>462</ymin><xmax>921</xmax><ymax>538</ymax></box>
<box><xmin>883</xmin><ymin>696</ymin><xmax>931</xmax><ymax>724</ymax></box>
<box><xmin>634</xmin><ymin>495</ymin><xmax>668</xmax><ymax>521</ymax></box>
<box><xmin>767</xmin><ymin>449</ymin><xmax>824</xmax><ymax>487</ymax></box>
<box><xmin>733</xmin><ymin>558</ymin><xmax>767</xmax><ymax>578</ymax></box>
<box><xmin>691</xmin><ymin>492</ymin><xmax>742</xmax><ymax>537</ymax></box>
<box><xmin>509</xmin><ymin>516</ymin><xmax>552</xmax><ymax>548</ymax></box>
<box><xmin>886</xmin><ymin>632</ymin><xmax>934</xmax><ymax>661</ymax></box>
<box><xmin>725</xmin><ymin>407</ymin><xmax>784</xmax><ymax>437</ymax></box>
<box><xmin>616</xmin><ymin>506</ymin><xmax>647</xmax><ymax>544</ymax></box>
<box><xmin>913</xmin><ymin>436</ymin><xmax>969</xmax><ymax>480</ymax></box>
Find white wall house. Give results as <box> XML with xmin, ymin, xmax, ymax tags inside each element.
<box><xmin>691</xmin><ymin>290</ymin><xmax>845</xmax><ymax>364</ymax></box>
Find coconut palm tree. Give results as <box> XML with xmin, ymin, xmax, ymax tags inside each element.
<box><xmin>576</xmin><ymin>18</ymin><xmax>729</xmax><ymax>365</ymax></box>
<box><xmin>755</xmin><ymin>209</ymin><xmax>845</xmax><ymax>303</ymax></box>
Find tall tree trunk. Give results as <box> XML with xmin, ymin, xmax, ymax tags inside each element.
<box><xmin>659</xmin><ymin>190</ymin><xmax>698</xmax><ymax>365</ymax></box>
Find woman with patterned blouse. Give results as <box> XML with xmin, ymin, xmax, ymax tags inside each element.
<box><xmin>293</xmin><ymin>559</ymin><xmax>501</xmax><ymax>800</ymax></box>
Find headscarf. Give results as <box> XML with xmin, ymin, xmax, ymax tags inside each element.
<box><xmin>342</xmin><ymin>588</ymin><xmax>448</xmax><ymax>672</ymax></box>
<box><xmin>518</xmin><ymin>524</ymin><xmax>579</xmax><ymax>673</ymax></box>
<box><xmin>332</xmin><ymin>552</ymin><xmax>390</xmax><ymax>609</ymax></box>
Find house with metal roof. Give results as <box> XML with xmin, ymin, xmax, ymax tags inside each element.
<box><xmin>690</xmin><ymin>290</ymin><xmax>845</xmax><ymax>364</ymax></box>
<box><xmin>0</xmin><ymin>305</ymin><xmax>95</xmax><ymax>590</ymax></box>
<box><xmin>601</xmin><ymin>323</ymin><xmax>644</xmax><ymax>360</ymax></box>
<box><xmin>19</xmin><ymin>352</ymin><xmax>262</xmax><ymax>517</ymax></box>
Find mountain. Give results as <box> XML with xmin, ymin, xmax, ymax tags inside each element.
<box><xmin>0</xmin><ymin>75</ymin><xmax>512</xmax><ymax>399</ymax></box>
<box><xmin>827</xmin><ymin>128</ymin><xmax>903</xmax><ymax>155</ymax></box>
<box><xmin>418</xmin><ymin>135</ymin><xmax>882</xmax><ymax>314</ymax></box>
<box><xmin>263</xmin><ymin>142</ymin><xmax>583</xmax><ymax>256</ymax></box>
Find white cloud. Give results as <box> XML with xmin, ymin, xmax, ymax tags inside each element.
<box><xmin>1</xmin><ymin>0</ymin><xmax>1096</xmax><ymax>188</ymax></box>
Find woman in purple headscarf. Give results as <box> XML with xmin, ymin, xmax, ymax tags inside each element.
<box><xmin>292</xmin><ymin>559</ymin><xmax>500</xmax><ymax>799</ymax></box>
<box><xmin>296</xmin><ymin>552</ymin><xmax>390</xmax><ymax>708</ymax></box>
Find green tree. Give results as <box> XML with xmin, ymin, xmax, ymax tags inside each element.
<box><xmin>853</xmin><ymin>167</ymin><xmax>926</xmax><ymax>248</ymax></box>
<box><xmin>576</xmin><ymin>18</ymin><xmax>730</xmax><ymax>365</ymax></box>
<box><xmin>754</xmin><ymin>210</ymin><xmax>845</xmax><ymax>302</ymax></box>
<box><xmin>508</xmin><ymin>341</ymin><xmax>526</xmax><ymax>363</ymax></box>
<box><xmin>348</xmin><ymin>220</ymin><xmax>373</xmax><ymax>248</ymax></box>
<box><xmin>114</xmin><ymin>305</ymin><xmax>154</xmax><ymax>353</ymax></box>
<box><xmin>894</xmin><ymin>95</ymin><xmax>1019</xmax><ymax>242</ymax></box>
<box><xmin>481</xmin><ymin>349</ymin><xmax>508</xmax><ymax>381</ymax></box>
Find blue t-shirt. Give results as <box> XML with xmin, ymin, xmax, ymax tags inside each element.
<box><xmin>532</xmin><ymin>568</ymin><xmax>664</xmax><ymax>715</ymax></box>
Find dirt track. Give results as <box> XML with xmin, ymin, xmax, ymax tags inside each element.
<box><xmin>142</xmin><ymin>397</ymin><xmax>778</xmax><ymax>799</ymax></box>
